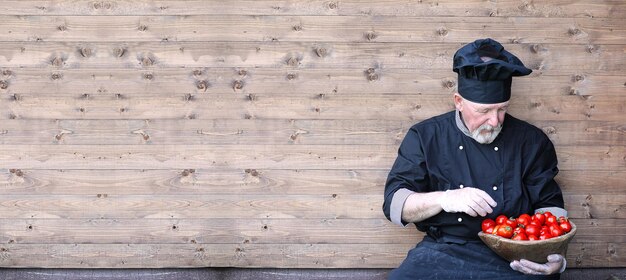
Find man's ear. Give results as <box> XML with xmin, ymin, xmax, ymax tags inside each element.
<box><xmin>454</xmin><ymin>93</ymin><xmax>464</xmax><ymax>111</ymax></box>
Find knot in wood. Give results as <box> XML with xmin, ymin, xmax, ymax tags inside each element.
<box><xmin>292</xmin><ymin>25</ymin><xmax>303</xmax><ymax>31</ymax></box>
<box><xmin>232</xmin><ymin>80</ymin><xmax>244</xmax><ymax>90</ymax></box>
<box><xmin>245</xmin><ymin>169</ymin><xmax>259</xmax><ymax>177</ymax></box>
<box><xmin>436</xmin><ymin>27</ymin><xmax>448</xmax><ymax>36</ymax></box>
<box><xmin>113</xmin><ymin>47</ymin><xmax>126</xmax><ymax>58</ymax></box>
<box><xmin>143</xmin><ymin>73</ymin><xmax>154</xmax><ymax>80</ymax></box>
<box><xmin>530</xmin><ymin>44</ymin><xmax>543</xmax><ymax>53</ymax></box>
<box><xmin>196</xmin><ymin>80</ymin><xmax>209</xmax><ymax>90</ymax></box>
<box><xmin>9</xmin><ymin>169</ymin><xmax>23</xmax><ymax>177</ymax></box>
<box><xmin>543</xmin><ymin>126</ymin><xmax>557</xmax><ymax>134</ymax></box>
<box><xmin>51</xmin><ymin>57</ymin><xmax>64</xmax><ymax>67</ymax></box>
<box><xmin>57</xmin><ymin>25</ymin><xmax>67</xmax><ymax>31</ymax></box>
<box><xmin>315</xmin><ymin>47</ymin><xmax>327</xmax><ymax>58</ymax></box>
<box><xmin>238</xmin><ymin>69</ymin><xmax>248</xmax><ymax>76</ymax></box>
<box><xmin>586</xmin><ymin>44</ymin><xmax>598</xmax><ymax>54</ymax></box>
<box><xmin>367</xmin><ymin>73</ymin><xmax>379</xmax><ymax>81</ymax></box>
<box><xmin>2</xmin><ymin>69</ymin><xmax>12</xmax><ymax>76</ymax></box>
<box><xmin>328</xmin><ymin>2</ymin><xmax>337</xmax><ymax>9</ymax></box>
<box><xmin>138</xmin><ymin>25</ymin><xmax>148</xmax><ymax>32</ymax></box>
<box><xmin>0</xmin><ymin>80</ymin><xmax>8</xmax><ymax>89</ymax></box>
<box><xmin>286</xmin><ymin>73</ymin><xmax>297</xmax><ymax>80</ymax></box>
<box><xmin>51</xmin><ymin>73</ymin><xmax>62</xmax><ymax>80</ymax></box>
<box><xmin>573</xmin><ymin>74</ymin><xmax>585</xmax><ymax>82</ymax></box>
<box><xmin>79</xmin><ymin>47</ymin><xmax>92</xmax><ymax>58</ymax></box>
<box><xmin>286</xmin><ymin>56</ymin><xmax>300</xmax><ymax>67</ymax></box>
<box><xmin>141</xmin><ymin>56</ymin><xmax>154</xmax><ymax>66</ymax></box>
<box><xmin>193</xmin><ymin>69</ymin><xmax>203</xmax><ymax>77</ymax></box>
<box><xmin>365</xmin><ymin>31</ymin><xmax>378</xmax><ymax>41</ymax></box>
<box><xmin>441</xmin><ymin>79</ymin><xmax>456</xmax><ymax>89</ymax></box>
<box><xmin>568</xmin><ymin>27</ymin><xmax>581</xmax><ymax>36</ymax></box>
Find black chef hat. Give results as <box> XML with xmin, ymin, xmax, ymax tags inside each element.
<box><xmin>453</xmin><ymin>38</ymin><xmax>532</xmax><ymax>104</ymax></box>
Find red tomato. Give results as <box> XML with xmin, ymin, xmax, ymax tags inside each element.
<box><xmin>496</xmin><ymin>215</ymin><xmax>508</xmax><ymax>225</ymax></box>
<box><xmin>525</xmin><ymin>224</ymin><xmax>540</xmax><ymax>237</ymax></box>
<box><xmin>517</xmin><ymin>214</ymin><xmax>531</xmax><ymax>226</ymax></box>
<box><xmin>545</xmin><ymin>215</ymin><xmax>558</xmax><ymax>226</ymax></box>
<box><xmin>543</xmin><ymin>211</ymin><xmax>553</xmax><ymax>219</ymax></box>
<box><xmin>529</xmin><ymin>220</ymin><xmax>542</xmax><ymax>227</ymax></box>
<box><xmin>539</xmin><ymin>232</ymin><xmax>552</xmax><ymax>240</ymax></box>
<box><xmin>482</xmin><ymin>218</ymin><xmax>496</xmax><ymax>232</ymax></box>
<box><xmin>532</xmin><ymin>213</ymin><xmax>545</xmax><ymax>225</ymax></box>
<box><xmin>512</xmin><ymin>232</ymin><xmax>528</xmax><ymax>241</ymax></box>
<box><xmin>528</xmin><ymin>234</ymin><xmax>539</xmax><ymax>241</ymax></box>
<box><xmin>558</xmin><ymin>216</ymin><xmax>568</xmax><ymax>224</ymax></box>
<box><xmin>484</xmin><ymin>227</ymin><xmax>494</xmax><ymax>234</ymax></box>
<box><xmin>492</xmin><ymin>225</ymin><xmax>500</xmax><ymax>235</ymax></box>
<box><xmin>559</xmin><ymin>221</ymin><xmax>572</xmax><ymax>233</ymax></box>
<box><xmin>505</xmin><ymin>218</ymin><xmax>517</xmax><ymax>228</ymax></box>
<box><xmin>550</xmin><ymin>225</ymin><xmax>564</xmax><ymax>237</ymax></box>
<box><xmin>513</xmin><ymin>226</ymin><xmax>525</xmax><ymax>235</ymax></box>
<box><xmin>496</xmin><ymin>226</ymin><xmax>514</xmax><ymax>239</ymax></box>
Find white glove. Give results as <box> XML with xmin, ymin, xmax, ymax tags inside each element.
<box><xmin>437</xmin><ymin>187</ymin><xmax>497</xmax><ymax>217</ymax></box>
<box><xmin>510</xmin><ymin>254</ymin><xmax>566</xmax><ymax>275</ymax></box>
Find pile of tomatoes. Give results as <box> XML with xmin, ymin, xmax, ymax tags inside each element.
<box><xmin>482</xmin><ymin>212</ymin><xmax>572</xmax><ymax>241</ymax></box>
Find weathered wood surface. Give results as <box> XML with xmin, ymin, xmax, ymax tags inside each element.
<box><xmin>0</xmin><ymin>0</ymin><xmax>624</xmax><ymax>270</ymax></box>
<box><xmin>0</xmin><ymin>145</ymin><xmax>623</xmax><ymax>170</ymax></box>
<box><xmin>0</xmin><ymin>42</ymin><xmax>622</xmax><ymax>71</ymax></box>
<box><xmin>2</xmin><ymin>169</ymin><xmax>624</xmax><ymax>195</ymax></box>
<box><xmin>0</xmin><ymin>69</ymin><xmax>623</xmax><ymax>96</ymax></box>
<box><xmin>0</xmin><ymin>15</ymin><xmax>623</xmax><ymax>44</ymax></box>
<box><xmin>0</xmin><ymin>242</ymin><xmax>623</xmax><ymax>268</ymax></box>
<box><xmin>0</xmin><ymin>0</ymin><xmax>623</xmax><ymax>18</ymax></box>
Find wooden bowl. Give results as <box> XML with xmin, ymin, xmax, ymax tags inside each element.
<box><xmin>478</xmin><ymin>221</ymin><xmax>577</xmax><ymax>263</ymax></box>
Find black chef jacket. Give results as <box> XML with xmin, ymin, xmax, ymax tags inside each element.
<box><xmin>383</xmin><ymin>110</ymin><xmax>564</xmax><ymax>241</ymax></box>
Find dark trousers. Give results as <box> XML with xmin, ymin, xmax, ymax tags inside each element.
<box><xmin>388</xmin><ymin>236</ymin><xmax>561</xmax><ymax>280</ymax></box>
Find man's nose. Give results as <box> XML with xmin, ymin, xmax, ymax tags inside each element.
<box><xmin>487</xmin><ymin>111</ymin><xmax>499</xmax><ymax>127</ymax></box>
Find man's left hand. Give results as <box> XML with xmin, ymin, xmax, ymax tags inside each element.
<box><xmin>510</xmin><ymin>254</ymin><xmax>565</xmax><ymax>275</ymax></box>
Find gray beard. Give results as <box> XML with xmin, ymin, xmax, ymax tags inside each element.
<box><xmin>471</xmin><ymin>124</ymin><xmax>502</xmax><ymax>144</ymax></box>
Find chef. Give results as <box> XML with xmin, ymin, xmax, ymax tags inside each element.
<box><xmin>383</xmin><ymin>38</ymin><xmax>567</xmax><ymax>279</ymax></box>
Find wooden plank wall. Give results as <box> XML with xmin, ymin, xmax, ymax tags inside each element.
<box><xmin>0</xmin><ymin>0</ymin><xmax>624</xmax><ymax>268</ymax></box>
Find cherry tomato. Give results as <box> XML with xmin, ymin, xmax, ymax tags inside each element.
<box><xmin>550</xmin><ymin>225</ymin><xmax>564</xmax><ymax>237</ymax></box>
<box><xmin>516</xmin><ymin>214</ymin><xmax>531</xmax><ymax>226</ymax></box>
<box><xmin>545</xmin><ymin>215</ymin><xmax>558</xmax><ymax>226</ymax></box>
<box><xmin>496</xmin><ymin>215</ymin><xmax>508</xmax><ymax>225</ymax></box>
<box><xmin>513</xmin><ymin>226</ymin><xmax>525</xmax><ymax>235</ymax></box>
<box><xmin>543</xmin><ymin>211</ymin><xmax>553</xmax><ymax>220</ymax></box>
<box><xmin>559</xmin><ymin>221</ymin><xmax>572</xmax><ymax>233</ymax></box>
<box><xmin>528</xmin><ymin>234</ymin><xmax>539</xmax><ymax>241</ymax></box>
<box><xmin>532</xmin><ymin>213</ymin><xmax>545</xmax><ymax>225</ymax></box>
<box><xmin>484</xmin><ymin>227</ymin><xmax>494</xmax><ymax>234</ymax></box>
<box><xmin>482</xmin><ymin>218</ymin><xmax>496</xmax><ymax>232</ymax></box>
<box><xmin>492</xmin><ymin>225</ymin><xmax>500</xmax><ymax>235</ymax></box>
<box><xmin>505</xmin><ymin>218</ymin><xmax>517</xmax><ymax>228</ymax></box>
<box><xmin>539</xmin><ymin>232</ymin><xmax>552</xmax><ymax>240</ymax></box>
<box><xmin>558</xmin><ymin>216</ymin><xmax>568</xmax><ymax>224</ymax></box>
<box><xmin>496</xmin><ymin>226</ymin><xmax>514</xmax><ymax>239</ymax></box>
<box><xmin>512</xmin><ymin>232</ymin><xmax>528</xmax><ymax>241</ymax></box>
<box><xmin>525</xmin><ymin>224</ymin><xmax>540</xmax><ymax>237</ymax></box>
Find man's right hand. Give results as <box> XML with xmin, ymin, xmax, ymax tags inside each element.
<box><xmin>437</xmin><ymin>187</ymin><xmax>497</xmax><ymax>217</ymax></box>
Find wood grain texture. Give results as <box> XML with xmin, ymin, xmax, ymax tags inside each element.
<box><xmin>0</xmin><ymin>0</ymin><xmax>624</xmax><ymax>270</ymax></box>
<box><xmin>0</xmin><ymin>242</ymin><xmax>622</xmax><ymax>268</ymax></box>
<box><xmin>0</xmin><ymin>145</ymin><xmax>623</xmax><ymax>170</ymax></box>
<box><xmin>0</xmin><ymin>42</ymin><xmax>622</xmax><ymax>72</ymax></box>
<box><xmin>0</xmin><ymin>69</ymin><xmax>623</xmax><ymax>97</ymax></box>
<box><xmin>0</xmin><ymin>1</ymin><xmax>623</xmax><ymax>18</ymax></box>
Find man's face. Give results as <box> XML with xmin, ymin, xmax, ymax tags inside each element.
<box><xmin>455</xmin><ymin>94</ymin><xmax>508</xmax><ymax>144</ymax></box>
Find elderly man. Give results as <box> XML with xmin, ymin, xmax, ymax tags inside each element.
<box><xmin>383</xmin><ymin>38</ymin><xmax>567</xmax><ymax>279</ymax></box>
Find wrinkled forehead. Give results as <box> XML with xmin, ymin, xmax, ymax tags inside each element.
<box><xmin>463</xmin><ymin>97</ymin><xmax>509</xmax><ymax>110</ymax></box>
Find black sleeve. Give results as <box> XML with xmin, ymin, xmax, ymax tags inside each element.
<box><xmin>524</xmin><ymin>134</ymin><xmax>565</xmax><ymax>210</ymax></box>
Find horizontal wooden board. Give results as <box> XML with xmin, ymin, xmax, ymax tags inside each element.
<box><xmin>0</xmin><ymin>145</ymin><xmax>623</xmax><ymax>170</ymax></box>
<box><xmin>0</xmin><ymin>218</ymin><xmax>419</xmax><ymax>245</ymax></box>
<box><xmin>0</xmin><ymin>119</ymin><xmax>623</xmax><ymax>146</ymax></box>
<box><xmin>2</xmin><ymin>94</ymin><xmax>624</xmax><ymax>121</ymax></box>
<box><xmin>0</xmin><ymin>42</ymin><xmax>622</xmax><ymax>72</ymax></box>
<box><xmin>1</xmin><ymin>68</ymin><xmax>623</xmax><ymax>97</ymax></box>
<box><xmin>0</xmin><ymin>194</ymin><xmax>623</xmax><ymax>219</ymax></box>
<box><xmin>0</xmin><ymin>242</ymin><xmax>622</xmax><ymax>268</ymax></box>
<box><xmin>0</xmin><ymin>0</ymin><xmax>622</xmax><ymax>18</ymax></box>
<box><xmin>0</xmin><ymin>168</ymin><xmax>388</xmax><ymax>196</ymax></box>
<box><xmin>0</xmin><ymin>15</ymin><xmax>622</xmax><ymax>44</ymax></box>
<box><xmin>1</xmin><ymin>169</ymin><xmax>623</xmax><ymax>196</ymax></box>
<box><xmin>0</xmin><ymin>218</ymin><xmax>622</xmax><ymax>244</ymax></box>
